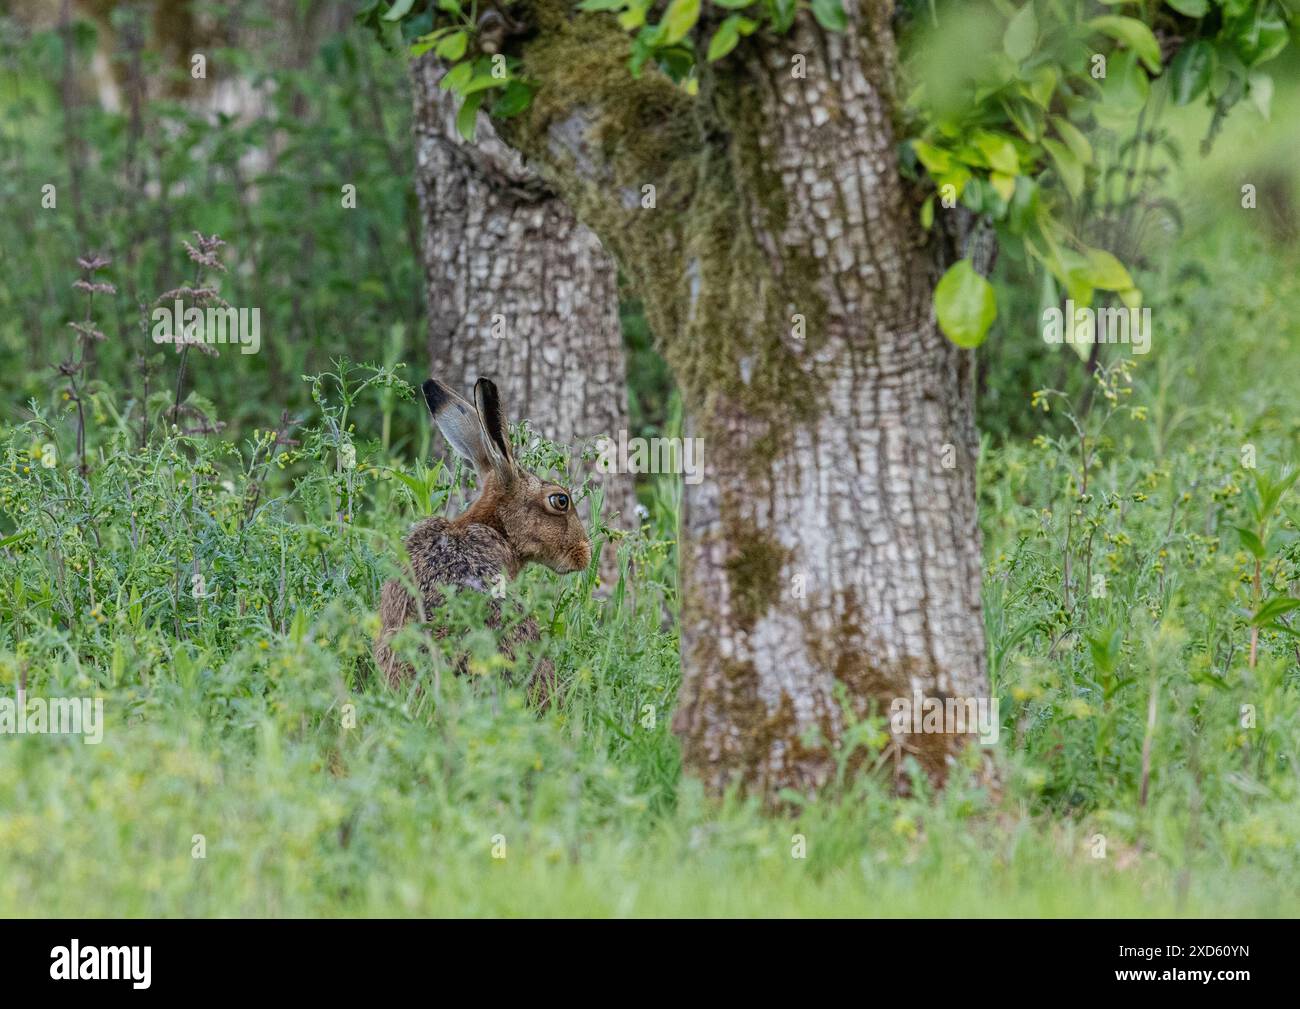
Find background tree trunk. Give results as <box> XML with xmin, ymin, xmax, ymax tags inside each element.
<box><xmin>410</xmin><ymin>56</ymin><xmax>638</xmax><ymax>575</ymax></box>
<box><xmin>476</xmin><ymin>0</ymin><xmax>989</xmax><ymax>799</ymax></box>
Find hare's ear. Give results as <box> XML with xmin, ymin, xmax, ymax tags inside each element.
<box><xmin>473</xmin><ymin>377</ymin><xmax>517</xmax><ymax>487</ymax></box>
<box><xmin>422</xmin><ymin>378</ymin><xmax>492</xmax><ymax>478</ymax></box>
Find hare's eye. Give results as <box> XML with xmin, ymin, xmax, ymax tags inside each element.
<box><xmin>548</xmin><ymin>492</ymin><xmax>569</xmax><ymax>512</ymax></box>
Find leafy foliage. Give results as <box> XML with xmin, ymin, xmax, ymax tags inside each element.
<box><xmin>375</xmin><ymin>0</ymin><xmax>1291</xmax><ymax>350</ymax></box>
<box><xmin>902</xmin><ymin>0</ymin><xmax>1290</xmax><ymax>346</ymax></box>
<box><xmin>358</xmin><ymin>0</ymin><xmax>535</xmax><ymax>140</ymax></box>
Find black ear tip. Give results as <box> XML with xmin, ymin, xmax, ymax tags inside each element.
<box><xmin>474</xmin><ymin>377</ymin><xmax>503</xmax><ymax>416</ymax></box>
<box><xmin>422</xmin><ymin>378</ymin><xmax>448</xmax><ymax>414</ymax></box>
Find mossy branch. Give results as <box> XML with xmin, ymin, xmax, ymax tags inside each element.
<box><xmin>491</xmin><ymin>3</ymin><xmax>704</xmax><ymax>260</ymax></box>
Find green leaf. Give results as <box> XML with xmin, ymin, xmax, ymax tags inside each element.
<box><xmin>437</xmin><ymin>0</ymin><xmax>463</xmax><ymax>12</ymax></box>
<box><xmin>577</xmin><ymin>0</ymin><xmax>628</xmax><ymax>8</ymax></box>
<box><xmin>1256</xmin><ymin>468</ymin><xmax>1299</xmax><ymax>517</ymax></box>
<box><xmin>1248</xmin><ymin>72</ymin><xmax>1274</xmax><ymax>120</ymax></box>
<box><xmin>920</xmin><ymin>193</ymin><xmax>935</xmax><ymax>230</ymax></box>
<box><xmin>1165</xmin><ymin>0</ymin><xmax>1208</xmax><ymax>15</ymax></box>
<box><xmin>959</xmin><ymin>174</ymin><xmax>1003</xmax><ymax>216</ymax></box>
<box><xmin>1083</xmin><ymin>248</ymin><xmax>1133</xmax><ymax>291</ymax></box>
<box><xmin>619</xmin><ymin>3</ymin><xmax>648</xmax><ymax>30</ymax></box>
<box><xmin>659</xmin><ymin>0</ymin><xmax>700</xmax><ymax>46</ymax></box>
<box><xmin>769</xmin><ymin>0</ymin><xmax>797</xmax><ymax>33</ymax></box>
<box><xmin>1170</xmin><ymin>40</ymin><xmax>1214</xmax><ymax>106</ymax></box>
<box><xmin>439</xmin><ymin>60</ymin><xmax>473</xmax><ymax>93</ymax></box>
<box><xmin>1051</xmin><ymin>246</ymin><xmax>1095</xmax><ymax>306</ymax></box>
<box><xmin>972</xmin><ymin>130</ymin><xmax>1019</xmax><ymax>175</ymax></box>
<box><xmin>1003</xmin><ymin>3</ymin><xmax>1037</xmax><ymax>63</ymax></box>
<box><xmin>382</xmin><ymin>0</ymin><xmax>416</xmax><ymax>21</ymax></box>
<box><xmin>0</xmin><ymin>530</ymin><xmax>33</xmax><ymax>550</ymax></box>
<box><xmin>934</xmin><ymin>259</ymin><xmax>997</xmax><ymax>349</ymax></box>
<box><xmin>1252</xmin><ymin>595</ymin><xmax>1300</xmax><ymax>626</ymax></box>
<box><xmin>456</xmin><ymin>91</ymin><xmax>484</xmax><ymax>142</ymax></box>
<box><xmin>390</xmin><ymin>470</ymin><xmax>431</xmax><ymax>513</ymax></box>
<box><xmin>1023</xmin><ymin>65</ymin><xmax>1058</xmax><ymax>108</ymax></box>
<box><xmin>1002</xmin><ymin>95</ymin><xmax>1045</xmax><ymax>141</ymax></box>
<box><xmin>1051</xmin><ymin>116</ymin><xmax>1093</xmax><ymax>165</ymax></box>
<box><xmin>1041</xmin><ymin>137</ymin><xmax>1083</xmax><ymax>201</ymax></box>
<box><xmin>1235</xmin><ymin>526</ymin><xmax>1266</xmax><ymax>560</ymax></box>
<box><xmin>1007</xmin><ymin>175</ymin><xmax>1040</xmax><ymax>235</ymax></box>
<box><xmin>435</xmin><ymin>31</ymin><xmax>468</xmax><ymax>61</ymax></box>
<box><xmin>1087</xmin><ymin>629</ymin><xmax>1122</xmax><ymax>676</ymax></box>
<box><xmin>912</xmin><ymin>139</ymin><xmax>953</xmax><ymax>175</ymax></box>
<box><xmin>1095</xmin><ymin>52</ymin><xmax>1149</xmax><ymax>129</ymax></box>
<box><xmin>463</xmin><ymin>69</ymin><xmax>508</xmax><ymax>95</ymax></box>
<box><xmin>491</xmin><ymin>80</ymin><xmax>535</xmax><ymax>118</ymax></box>
<box><xmin>713</xmin><ymin>0</ymin><xmax>755</xmax><ymax>6</ymax></box>
<box><xmin>937</xmin><ymin>165</ymin><xmax>972</xmax><ymax>202</ymax></box>
<box><xmin>811</xmin><ymin>0</ymin><xmax>847</xmax><ymax>32</ymax></box>
<box><xmin>1234</xmin><ymin>14</ymin><xmax>1289</xmax><ymax>68</ymax></box>
<box><xmin>1088</xmin><ymin>15</ymin><xmax>1162</xmax><ymax>73</ymax></box>
<box><xmin>707</xmin><ymin>16</ymin><xmax>741</xmax><ymax>61</ymax></box>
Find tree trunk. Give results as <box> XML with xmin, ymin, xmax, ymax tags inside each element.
<box><xmin>410</xmin><ymin>56</ymin><xmax>638</xmax><ymax>566</ymax></box>
<box><xmin>480</xmin><ymin>0</ymin><xmax>988</xmax><ymax>799</ymax></box>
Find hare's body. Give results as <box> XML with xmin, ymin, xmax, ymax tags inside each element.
<box><xmin>374</xmin><ymin>377</ymin><xmax>589</xmax><ymax>702</ymax></box>
<box><xmin>404</xmin><ymin>515</ymin><xmax>518</xmax><ymax>598</ymax></box>
<box><xmin>375</xmin><ymin>516</ymin><xmax>527</xmax><ymax>688</ymax></box>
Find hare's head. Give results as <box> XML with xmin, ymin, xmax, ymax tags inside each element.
<box><xmin>422</xmin><ymin>376</ymin><xmax>591</xmax><ymax>575</ymax></box>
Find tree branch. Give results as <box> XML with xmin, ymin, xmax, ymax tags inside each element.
<box><xmin>494</xmin><ymin>4</ymin><xmax>703</xmax><ymax>264</ymax></box>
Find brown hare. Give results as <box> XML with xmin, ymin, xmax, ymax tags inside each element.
<box><xmin>374</xmin><ymin>376</ymin><xmax>591</xmax><ymax>703</ymax></box>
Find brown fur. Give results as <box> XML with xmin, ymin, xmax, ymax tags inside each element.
<box><xmin>374</xmin><ymin>377</ymin><xmax>591</xmax><ymax>702</ymax></box>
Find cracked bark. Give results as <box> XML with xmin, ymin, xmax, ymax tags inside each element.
<box><xmin>411</xmin><ymin>55</ymin><xmax>638</xmax><ymax>576</ymax></box>
<box><xmin>472</xmin><ymin>0</ymin><xmax>988</xmax><ymax>799</ymax></box>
